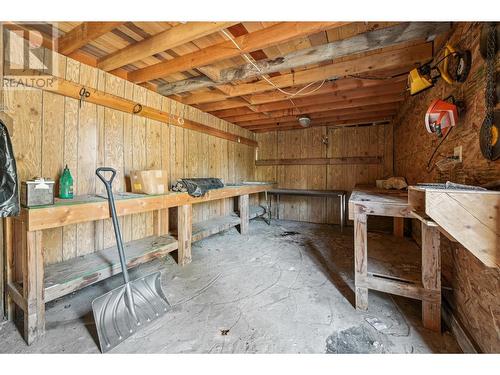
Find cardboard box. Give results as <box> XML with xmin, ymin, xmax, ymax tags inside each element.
<box><xmin>130</xmin><ymin>170</ymin><xmax>168</xmax><ymax>195</ymax></box>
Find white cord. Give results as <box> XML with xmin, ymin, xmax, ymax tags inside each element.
<box><xmin>220</xmin><ymin>29</ymin><xmax>326</xmax><ymax>112</ymax></box>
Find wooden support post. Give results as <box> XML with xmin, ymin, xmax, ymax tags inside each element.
<box><xmin>3</xmin><ymin>218</ymin><xmax>14</xmax><ymax>321</ymax></box>
<box><xmin>12</xmin><ymin>216</ymin><xmax>45</xmax><ymax>345</ymax></box>
<box><xmin>354</xmin><ymin>204</ymin><xmax>369</xmax><ymax>310</ymax></box>
<box><xmin>393</xmin><ymin>217</ymin><xmax>404</xmax><ymax>237</ymax></box>
<box><xmin>238</xmin><ymin>194</ymin><xmax>249</xmax><ymax>235</ymax></box>
<box><xmin>421</xmin><ymin>222</ymin><xmax>441</xmax><ymax>332</ymax></box>
<box><xmin>177</xmin><ymin>204</ymin><xmax>192</xmax><ymax>266</ymax></box>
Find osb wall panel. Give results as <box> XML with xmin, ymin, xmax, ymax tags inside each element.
<box><xmin>1</xmin><ymin>49</ymin><xmax>255</xmax><ymax>266</ymax></box>
<box><xmin>256</xmin><ymin>124</ymin><xmax>393</xmax><ymax>223</ymax></box>
<box><xmin>392</xmin><ymin>22</ymin><xmax>499</xmax><ymax>352</ymax></box>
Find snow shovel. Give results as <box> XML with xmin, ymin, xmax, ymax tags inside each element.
<box><xmin>92</xmin><ymin>167</ymin><xmax>170</xmax><ymax>353</ymax></box>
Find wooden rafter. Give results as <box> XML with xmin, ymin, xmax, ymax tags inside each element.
<box><xmin>244</xmin><ymin>111</ymin><xmax>395</xmax><ymax>131</ymax></box>
<box><xmin>233</xmin><ymin>103</ymin><xmax>397</xmax><ymax>127</ymax></box>
<box><xmin>252</xmin><ymin>118</ymin><xmax>391</xmax><ymax>133</ymax></box>
<box><xmin>97</xmin><ymin>22</ymin><xmax>236</xmax><ymax>71</ymax></box>
<box><xmin>161</xmin><ymin>22</ymin><xmax>448</xmax><ymax>97</ymax></box>
<box><xmin>128</xmin><ymin>22</ymin><xmax>344</xmax><ymax>83</ymax></box>
<box><xmin>196</xmin><ymin>80</ymin><xmax>405</xmax><ymax>113</ymax></box>
<box><xmin>176</xmin><ymin>42</ymin><xmax>432</xmax><ymax>104</ymax></box>
<box><xmin>212</xmin><ymin>95</ymin><xmax>402</xmax><ymax>123</ymax></box>
<box><xmin>57</xmin><ymin>22</ymin><xmax>124</xmax><ymax>55</ymax></box>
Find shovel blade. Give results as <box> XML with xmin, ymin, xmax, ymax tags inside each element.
<box><xmin>92</xmin><ymin>272</ymin><xmax>170</xmax><ymax>353</ymax></box>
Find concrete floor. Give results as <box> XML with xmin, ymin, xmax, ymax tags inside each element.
<box><xmin>0</xmin><ymin>219</ymin><xmax>460</xmax><ymax>353</ymax></box>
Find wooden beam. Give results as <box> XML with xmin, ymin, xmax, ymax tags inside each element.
<box><xmin>159</xmin><ymin>23</ymin><xmax>448</xmax><ymax>96</ymax></box>
<box><xmin>219</xmin><ymin>102</ymin><xmax>400</xmax><ymax>123</ymax></box>
<box><xmin>128</xmin><ymin>22</ymin><xmax>344</xmax><ymax>83</ymax></box>
<box><xmin>226</xmin><ymin>92</ymin><xmax>404</xmax><ymax>122</ymax></box>
<box><xmin>252</xmin><ymin>119</ymin><xmax>391</xmax><ymax>133</ymax></box>
<box><xmin>184</xmin><ymin>75</ymin><xmax>406</xmax><ymax>106</ymax></box>
<box><xmin>171</xmin><ymin>42</ymin><xmax>432</xmax><ymax>101</ymax></box>
<box><xmin>97</xmin><ymin>22</ymin><xmax>235</xmax><ymax>72</ymax></box>
<box><xmin>256</xmin><ymin>156</ymin><xmax>383</xmax><ymax>166</ymax></box>
<box><xmin>57</xmin><ymin>22</ymin><xmax>124</xmax><ymax>55</ymax></box>
<box><xmin>237</xmin><ymin>107</ymin><xmax>397</xmax><ymax>127</ymax></box>
<box><xmin>18</xmin><ymin>74</ymin><xmax>258</xmax><ymax>147</ymax></box>
<box><xmin>243</xmin><ymin>110</ymin><xmax>395</xmax><ymax>130</ymax></box>
<box><xmin>198</xmin><ymin>80</ymin><xmax>405</xmax><ymax>113</ymax></box>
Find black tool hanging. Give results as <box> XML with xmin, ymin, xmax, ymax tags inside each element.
<box><xmin>0</xmin><ymin>119</ymin><xmax>20</xmax><ymax>217</ymax></box>
<box><xmin>479</xmin><ymin>23</ymin><xmax>500</xmax><ymax>160</ymax></box>
<box><xmin>171</xmin><ymin>178</ymin><xmax>224</xmax><ymax>197</ymax></box>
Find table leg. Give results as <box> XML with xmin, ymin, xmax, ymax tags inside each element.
<box><xmin>238</xmin><ymin>194</ymin><xmax>249</xmax><ymax>235</ymax></box>
<box><xmin>267</xmin><ymin>192</ymin><xmax>272</xmax><ymax>223</ymax></box>
<box><xmin>13</xmin><ymin>217</ymin><xmax>45</xmax><ymax>345</ymax></box>
<box><xmin>277</xmin><ymin>194</ymin><xmax>280</xmax><ymax>220</ymax></box>
<box><xmin>393</xmin><ymin>217</ymin><xmax>404</xmax><ymax>237</ymax></box>
<box><xmin>339</xmin><ymin>194</ymin><xmax>344</xmax><ymax>233</ymax></box>
<box><xmin>3</xmin><ymin>218</ymin><xmax>14</xmax><ymax>321</ymax></box>
<box><xmin>354</xmin><ymin>204</ymin><xmax>369</xmax><ymax>310</ymax></box>
<box><xmin>421</xmin><ymin>222</ymin><xmax>441</xmax><ymax>331</ymax></box>
<box><xmin>177</xmin><ymin>204</ymin><xmax>192</xmax><ymax>266</ymax></box>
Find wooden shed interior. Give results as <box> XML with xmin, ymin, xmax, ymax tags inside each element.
<box><xmin>0</xmin><ymin>18</ymin><xmax>498</xmax><ymax>356</ymax></box>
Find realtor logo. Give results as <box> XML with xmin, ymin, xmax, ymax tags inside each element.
<box><xmin>1</xmin><ymin>22</ymin><xmax>58</xmax><ymax>90</ymax></box>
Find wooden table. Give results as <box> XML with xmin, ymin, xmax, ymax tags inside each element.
<box><xmin>4</xmin><ymin>183</ymin><xmax>273</xmax><ymax>345</ymax></box>
<box><xmin>349</xmin><ymin>185</ymin><xmax>442</xmax><ymax>332</ymax></box>
<box><xmin>268</xmin><ymin>188</ymin><xmax>347</xmax><ymax>231</ymax></box>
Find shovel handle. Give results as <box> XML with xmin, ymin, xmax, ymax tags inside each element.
<box><xmin>96</xmin><ymin>167</ymin><xmax>117</xmax><ymax>188</ymax></box>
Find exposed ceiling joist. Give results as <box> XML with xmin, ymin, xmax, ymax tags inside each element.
<box><xmin>236</xmin><ymin>107</ymin><xmax>399</xmax><ymax>128</ymax></box>
<box><xmin>197</xmin><ymin>80</ymin><xmax>405</xmax><ymax>113</ymax></box>
<box><xmin>177</xmin><ymin>42</ymin><xmax>432</xmax><ymax>103</ymax></box>
<box><xmin>97</xmin><ymin>22</ymin><xmax>236</xmax><ymax>72</ymax></box>
<box><xmin>128</xmin><ymin>22</ymin><xmax>344</xmax><ymax>83</ymax></box>
<box><xmin>57</xmin><ymin>22</ymin><xmax>124</xmax><ymax>55</ymax></box>
<box><xmin>243</xmin><ymin>110</ymin><xmax>395</xmax><ymax>130</ymax></box>
<box><xmin>247</xmin><ymin>76</ymin><xmax>406</xmax><ymax>105</ymax></box>
<box><xmin>251</xmin><ymin>118</ymin><xmax>391</xmax><ymax>133</ymax></box>
<box><xmin>160</xmin><ymin>22</ymin><xmax>449</xmax><ymax>97</ymax></box>
<box><xmin>182</xmin><ymin>75</ymin><xmax>406</xmax><ymax>106</ymax></box>
<box><xmin>222</xmin><ymin>93</ymin><xmax>403</xmax><ymax>122</ymax></box>
<box><xmin>222</xmin><ymin>102</ymin><xmax>400</xmax><ymax>124</ymax></box>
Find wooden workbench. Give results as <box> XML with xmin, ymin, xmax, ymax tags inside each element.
<box><xmin>349</xmin><ymin>185</ymin><xmax>442</xmax><ymax>332</ymax></box>
<box><xmin>5</xmin><ymin>183</ymin><xmax>273</xmax><ymax>345</ymax></box>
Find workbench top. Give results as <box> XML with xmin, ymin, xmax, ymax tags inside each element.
<box><xmin>348</xmin><ymin>185</ymin><xmax>410</xmax><ymax>219</ymax></box>
<box><xmin>20</xmin><ymin>183</ymin><xmax>274</xmax><ymax>231</ymax></box>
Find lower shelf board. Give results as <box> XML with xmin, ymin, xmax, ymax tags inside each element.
<box><xmin>44</xmin><ymin>235</ymin><xmax>178</xmax><ymax>302</ymax></box>
<box><xmin>192</xmin><ymin>214</ymin><xmax>241</xmax><ymax>242</ymax></box>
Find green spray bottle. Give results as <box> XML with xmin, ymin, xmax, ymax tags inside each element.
<box><xmin>59</xmin><ymin>165</ymin><xmax>74</xmax><ymax>199</ymax></box>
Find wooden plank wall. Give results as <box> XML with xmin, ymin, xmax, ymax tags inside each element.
<box><xmin>392</xmin><ymin>22</ymin><xmax>500</xmax><ymax>353</ymax></box>
<box><xmin>256</xmin><ymin>124</ymin><xmax>393</xmax><ymax>223</ymax></box>
<box><xmin>1</xmin><ymin>48</ymin><xmax>255</xmax><ymax>267</ymax></box>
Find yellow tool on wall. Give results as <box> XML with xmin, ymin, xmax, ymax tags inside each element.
<box><xmin>408</xmin><ymin>44</ymin><xmax>471</xmax><ymax>95</ymax></box>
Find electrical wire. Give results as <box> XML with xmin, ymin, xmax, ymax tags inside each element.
<box><xmin>220</xmin><ymin>29</ymin><xmax>326</xmax><ymax>113</ymax></box>
<box><xmin>426</xmin><ymin>127</ymin><xmax>454</xmax><ymax>173</ymax></box>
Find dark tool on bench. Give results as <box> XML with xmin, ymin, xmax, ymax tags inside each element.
<box><xmin>92</xmin><ymin>167</ymin><xmax>170</xmax><ymax>353</ymax></box>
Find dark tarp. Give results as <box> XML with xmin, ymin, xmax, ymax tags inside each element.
<box><xmin>0</xmin><ymin>119</ymin><xmax>19</xmax><ymax>217</ymax></box>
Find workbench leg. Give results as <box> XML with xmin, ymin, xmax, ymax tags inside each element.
<box><xmin>238</xmin><ymin>194</ymin><xmax>249</xmax><ymax>235</ymax></box>
<box><xmin>393</xmin><ymin>217</ymin><xmax>404</xmax><ymax>237</ymax></box>
<box><xmin>354</xmin><ymin>204</ymin><xmax>369</xmax><ymax>311</ymax></box>
<box><xmin>421</xmin><ymin>222</ymin><xmax>441</xmax><ymax>332</ymax></box>
<box><xmin>339</xmin><ymin>195</ymin><xmax>344</xmax><ymax>233</ymax></box>
<box><xmin>3</xmin><ymin>218</ymin><xmax>14</xmax><ymax>321</ymax></box>
<box><xmin>14</xmin><ymin>220</ymin><xmax>45</xmax><ymax>345</ymax></box>
<box><xmin>177</xmin><ymin>204</ymin><xmax>192</xmax><ymax>266</ymax></box>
